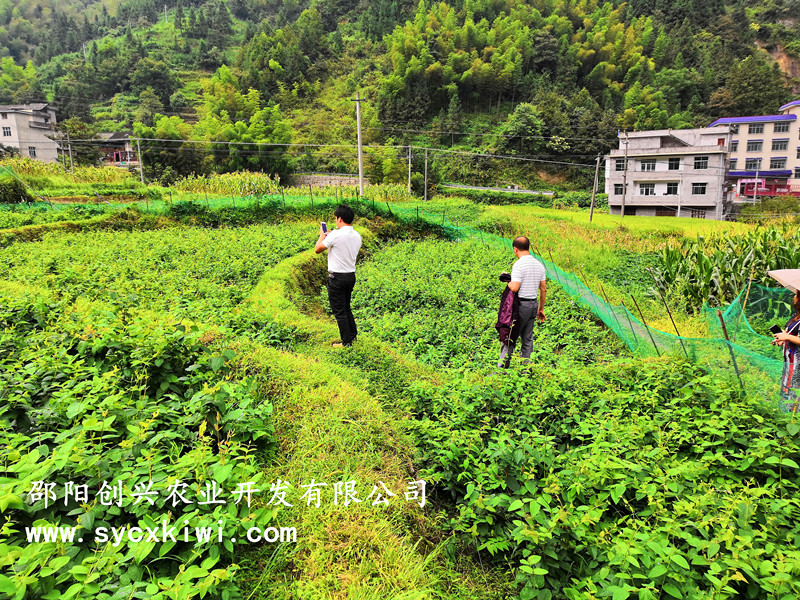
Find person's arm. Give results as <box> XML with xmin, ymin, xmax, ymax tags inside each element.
<box><xmin>314</xmin><ymin>226</ymin><xmax>330</xmax><ymax>254</ymax></box>
<box><xmin>508</xmin><ymin>263</ymin><xmax>521</xmax><ymax>292</ymax></box>
<box><xmin>537</xmin><ymin>281</ymin><xmax>546</xmax><ymax>321</ymax></box>
<box><xmin>775</xmin><ymin>331</ymin><xmax>800</xmax><ymax>345</ymax></box>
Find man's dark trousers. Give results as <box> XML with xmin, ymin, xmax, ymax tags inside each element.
<box><xmin>500</xmin><ymin>299</ymin><xmax>538</xmax><ymax>367</ymax></box>
<box><xmin>328</xmin><ymin>272</ymin><xmax>357</xmax><ymax>345</ymax></box>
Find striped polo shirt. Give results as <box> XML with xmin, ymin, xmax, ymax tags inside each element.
<box><xmin>511</xmin><ymin>254</ymin><xmax>546</xmax><ymax>299</ymax></box>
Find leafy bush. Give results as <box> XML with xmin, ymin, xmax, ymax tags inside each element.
<box><xmin>412</xmin><ymin>359</ymin><xmax>800</xmax><ymax>600</ymax></box>
<box><xmin>0</xmin><ymin>297</ymin><xmax>276</xmax><ymax>599</ymax></box>
<box><xmin>0</xmin><ymin>177</ymin><xmax>35</xmax><ymax>204</ymax></box>
<box><xmin>447</xmin><ymin>187</ymin><xmax>553</xmax><ymax>206</ymax></box>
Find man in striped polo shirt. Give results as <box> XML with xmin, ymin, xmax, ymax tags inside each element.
<box><xmin>498</xmin><ymin>236</ymin><xmax>546</xmax><ymax>367</ymax></box>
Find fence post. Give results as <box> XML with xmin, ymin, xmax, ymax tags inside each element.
<box><xmin>631</xmin><ymin>295</ymin><xmax>661</xmax><ymax>357</ymax></box>
<box><xmin>647</xmin><ymin>268</ymin><xmax>689</xmax><ymax>359</ymax></box>
<box><xmin>718</xmin><ymin>310</ymin><xmax>745</xmax><ymax>392</ymax></box>
<box><xmin>620</xmin><ymin>300</ymin><xmax>642</xmax><ymax>351</ymax></box>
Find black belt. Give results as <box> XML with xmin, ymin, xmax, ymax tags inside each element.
<box><xmin>519</xmin><ymin>297</ymin><xmax>537</xmax><ymax>302</ymax></box>
<box><xmin>329</xmin><ymin>271</ymin><xmax>355</xmax><ymax>276</ymax></box>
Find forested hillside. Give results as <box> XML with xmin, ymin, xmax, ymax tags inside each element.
<box><xmin>1</xmin><ymin>0</ymin><xmax>799</xmax><ymax>186</ymax></box>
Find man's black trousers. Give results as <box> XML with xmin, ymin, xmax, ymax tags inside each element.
<box><xmin>327</xmin><ymin>272</ymin><xmax>357</xmax><ymax>345</ymax></box>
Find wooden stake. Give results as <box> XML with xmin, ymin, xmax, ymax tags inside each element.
<box><xmin>631</xmin><ymin>294</ymin><xmax>661</xmax><ymax>356</ymax></box>
<box><xmin>718</xmin><ymin>309</ymin><xmax>745</xmax><ymax>392</ymax></box>
<box><xmin>647</xmin><ymin>268</ymin><xmax>689</xmax><ymax>359</ymax></box>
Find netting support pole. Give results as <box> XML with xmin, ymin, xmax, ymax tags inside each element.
<box><xmin>717</xmin><ymin>309</ymin><xmax>746</xmax><ymax>392</ymax></box>
<box><xmin>281</xmin><ymin>188</ymin><xmax>285</xmax><ymax>208</ymax></box>
<box><xmin>647</xmin><ymin>268</ymin><xmax>689</xmax><ymax>359</ymax></box>
<box><xmin>733</xmin><ymin>265</ymin><xmax>756</xmax><ymax>342</ymax></box>
<box><xmin>546</xmin><ymin>250</ymin><xmax>561</xmax><ymax>286</ymax></box>
<box><xmin>631</xmin><ymin>295</ymin><xmax>661</xmax><ymax>357</ymax></box>
<box><xmin>620</xmin><ymin>300</ymin><xmax>641</xmax><ymax>350</ymax></box>
<box><xmin>599</xmin><ymin>282</ymin><xmax>625</xmax><ymax>335</ymax></box>
<box><xmin>576</xmin><ymin>265</ymin><xmax>604</xmax><ymax>318</ymax></box>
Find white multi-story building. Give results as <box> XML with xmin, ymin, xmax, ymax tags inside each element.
<box><xmin>604</xmin><ymin>127</ymin><xmax>732</xmax><ymax>220</ymax></box>
<box><xmin>0</xmin><ymin>103</ymin><xmax>59</xmax><ymax>163</ymax></box>
<box><xmin>709</xmin><ymin>100</ymin><xmax>800</xmax><ymax>199</ymax></box>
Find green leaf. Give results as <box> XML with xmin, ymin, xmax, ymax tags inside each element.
<box><xmin>707</xmin><ymin>542</ymin><xmax>720</xmax><ymax>558</ymax></box>
<box><xmin>508</xmin><ymin>499</ymin><xmax>524</xmax><ymax>512</ymax></box>
<box><xmin>780</xmin><ymin>458</ymin><xmax>799</xmax><ymax>469</ymax></box>
<box><xmin>48</xmin><ymin>555</ymin><xmax>71</xmax><ymax>572</ymax></box>
<box><xmin>0</xmin><ymin>575</ymin><xmax>14</xmax><ymax>594</ymax></box>
<box><xmin>787</xmin><ymin>423</ymin><xmax>800</xmax><ymax>436</ymax></box>
<box><xmin>671</xmin><ymin>555</ymin><xmax>690</xmax><ymax>570</ymax></box>
<box><xmin>612</xmin><ymin>587</ymin><xmax>630</xmax><ymax>600</ymax></box>
<box><xmin>663</xmin><ymin>583</ymin><xmax>682</xmax><ymax>598</ymax></box>
<box><xmin>648</xmin><ymin>564</ymin><xmax>668</xmax><ymax>579</ymax></box>
<box><xmin>610</xmin><ymin>483</ymin><xmax>626</xmax><ymax>503</ymax></box>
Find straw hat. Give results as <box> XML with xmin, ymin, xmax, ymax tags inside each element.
<box><xmin>768</xmin><ymin>269</ymin><xmax>800</xmax><ymax>293</ymax></box>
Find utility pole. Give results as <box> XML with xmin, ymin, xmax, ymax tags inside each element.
<box><xmin>424</xmin><ymin>149</ymin><xmax>428</xmax><ymax>202</ymax></box>
<box><xmin>589</xmin><ymin>153</ymin><xmax>601</xmax><ymax>223</ymax></box>
<box><xmin>66</xmin><ymin>131</ymin><xmax>74</xmax><ymax>170</ymax></box>
<box><xmin>136</xmin><ymin>139</ymin><xmax>145</xmax><ymax>185</ymax></box>
<box><xmin>752</xmin><ymin>165</ymin><xmax>759</xmax><ymax>204</ymax></box>
<box><xmin>407</xmin><ymin>145</ymin><xmax>412</xmax><ymax>196</ymax></box>
<box><xmin>354</xmin><ymin>91</ymin><xmax>364</xmax><ymax>197</ymax></box>
<box><xmin>164</xmin><ymin>4</ymin><xmax>168</xmax><ymax>24</ymax></box>
<box><xmin>677</xmin><ymin>173</ymin><xmax>683</xmax><ymax>218</ymax></box>
<box><xmin>82</xmin><ymin>43</ymin><xmax>87</xmax><ymax>60</ymax></box>
<box><xmin>620</xmin><ymin>131</ymin><xmax>629</xmax><ymax>218</ymax></box>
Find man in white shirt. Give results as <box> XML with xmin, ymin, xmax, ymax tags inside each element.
<box><xmin>314</xmin><ymin>204</ymin><xmax>363</xmax><ymax>347</ymax></box>
<box><xmin>499</xmin><ymin>236</ymin><xmax>546</xmax><ymax>367</ymax></box>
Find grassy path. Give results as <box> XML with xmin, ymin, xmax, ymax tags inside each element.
<box><xmin>232</xmin><ymin>225</ymin><xmax>510</xmax><ymax>599</ymax></box>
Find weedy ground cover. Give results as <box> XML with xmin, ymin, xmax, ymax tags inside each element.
<box><xmin>349</xmin><ymin>236</ymin><xmax>800</xmax><ymax>600</ymax></box>
<box><xmin>0</xmin><ymin>294</ymin><xmax>278</xmax><ymax>599</ymax></box>
<box><xmin>0</xmin><ymin>223</ymin><xmax>317</xmax><ymax>324</ymax></box>
<box><xmin>351</xmin><ymin>238</ymin><xmax>626</xmax><ymax>368</ymax></box>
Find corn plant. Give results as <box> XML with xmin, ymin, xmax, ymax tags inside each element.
<box><xmin>657</xmin><ymin>226</ymin><xmax>800</xmax><ymax>311</ymax></box>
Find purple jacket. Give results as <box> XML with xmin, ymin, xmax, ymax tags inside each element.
<box><xmin>495</xmin><ymin>286</ymin><xmax>519</xmax><ymax>343</ymax></box>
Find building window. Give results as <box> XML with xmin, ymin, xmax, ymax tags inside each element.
<box><xmin>613</xmin><ymin>184</ymin><xmax>625</xmax><ymax>195</ymax></box>
<box><xmin>692</xmin><ymin>183</ymin><xmax>707</xmax><ymax>195</ymax></box>
<box><xmin>770</xmin><ymin>158</ymin><xmax>787</xmax><ymax>169</ymax></box>
<box><xmin>749</xmin><ymin>123</ymin><xmax>764</xmax><ymax>134</ymax></box>
<box><xmin>641</xmin><ymin>159</ymin><xmax>656</xmax><ymax>171</ymax></box>
<box><xmin>1</xmin><ymin>127</ymin><xmax>10</xmax><ymax>136</ymax></box>
<box><xmin>747</xmin><ymin>141</ymin><xmax>763</xmax><ymax>152</ymax></box>
<box><xmin>656</xmin><ymin>208</ymin><xmax>676</xmax><ymax>217</ymax></box>
<box><xmin>668</xmin><ymin>157</ymin><xmax>680</xmax><ymax>170</ymax></box>
<box><xmin>615</xmin><ymin>158</ymin><xmax>626</xmax><ymax>171</ymax></box>
<box><xmin>0</xmin><ymin>113</ymin><xmax>6</xmax><ymax>119</ymax></box>
<box><xmin>730</xmin><ymin>125</ymin><xmax>739</xmax><ymax>134</ymax></box>
<box><xmin>639</xmin><ymin>183</ymin><xmax>655</xmax><ymax>196</ymax></box>
<box><xmin>775</xmin><ymin>122</ymin><xmax>790</xmax><ymax>133</ymax></box>
<box><xmin>624</xmin><ymin>206</ymin><xmax>637</xmax><ymax>216</ymax></box>
<box><xmin>745</xmin><ymin>158</ymin><xmax>762</xmax><ymax>170</ymax></box>
<box><xmin>691</xmin><ymin>209</ymin><xmax>706</xmax><ymax>219</ymax></box>
<box><xmin>694</xmin><ymin>156</ymin><xmax>709</xmax><ymax>169</ymax></box>
<box><xmin>729</xmin><ymin>159</ymin><xmax>737</xmax><ymax>169</ymax></box>
<box><xmin>795</xmin><ymin>167</ymin><xmax>800</xmax><ymax>178</ymax></box>
<box><xmin>666</xmin><ymin>182</ymin><xmax>679</xmax><ymax>195</ymax></box>
<box><xmin>730</xmin><ymin>141</ymin><xmax>738</xmax><ymax>153</ymax></box>
<box><xmin>28</xmin><ymin>147</ymin><xmax>36</xmax><ymax>158</ymax></box>
<box><xmin>773</xmin><ymin>140</ymin><xmax>789</xmax><ymax>151</ymax></box>
<box><xmin>796</xmin><ymin>147</ymin><xmax>800</xmax><ymax>159</ymax></box>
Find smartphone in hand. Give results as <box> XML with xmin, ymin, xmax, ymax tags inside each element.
<box><xmin>321</xmin><ymin>221</ymin><xmax>328</xmax><ymax>233</ymax></box>
<box><xmin>770</xmin><ymin>324</ymin><xmax>783</xmax><ymax>335</ymax></box>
